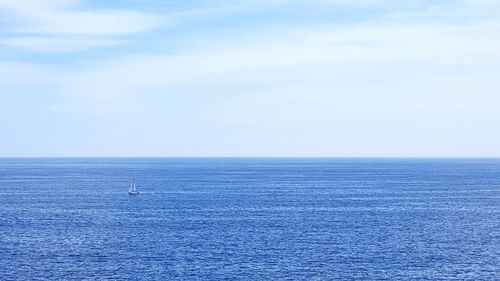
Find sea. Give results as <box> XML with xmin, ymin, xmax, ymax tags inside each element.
<box><xmin>0</xmin><ymin>158</ymin><xmax>498</xmax><ymax>280</ymax></box>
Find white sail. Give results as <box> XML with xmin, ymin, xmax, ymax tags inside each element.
<box><xmin>128</xmin><ymin>180</ymin><xmax>139</xmax><ymax>195</ymax></box>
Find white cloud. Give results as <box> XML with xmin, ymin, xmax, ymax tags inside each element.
<box><xmin>5</xmin><ymin>1</ymin><xmax>500</xmax><ymax>101</ymax></box>
<box><xmin>461</xmin><ymin>0</ymin><xmax>500</xmax><ymax>5</ymax></box>
<box><xmin>56</xmin><ymin>20</ymin><xmax>500</xmax><ymax>93</ymax></box>
<box><xmin>225</xmin><ymin>0</ymin><xmax>382</xmax><ymax>7</ymax></box>
<box><xmin>0</xmin><ymin>0</ymin><xmax>161</xmax><ymax>36</ymax></box>
<box><xmin>0</xmin><ymin>0</ymin><xmax>161</xmax><ymax>51</ymax></box>
<box><xmin>18</xmin><ymin>10</ymin><xmax>161</xmax><ymax>36</ymax></box>
<box><xmin>0</xmin><ymin>36</ymin><xmax>123</xmax><ymax>52</ymax></box>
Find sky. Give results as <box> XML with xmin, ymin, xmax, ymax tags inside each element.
<box><xmin>1</xmin><ymin>0</ymin><xmax>500</xmax><ymax>157</ymax></box>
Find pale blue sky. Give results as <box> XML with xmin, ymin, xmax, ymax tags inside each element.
<box><xmin>1</xmin><ymin>0</ymin><xmax>500</xmax><ymax>157</ymax></box>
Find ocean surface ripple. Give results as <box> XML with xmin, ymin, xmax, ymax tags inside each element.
<box><xmin>0</xmin><ymin>158</ymin><xmax>499</xmax><ymax>280</ymax></box>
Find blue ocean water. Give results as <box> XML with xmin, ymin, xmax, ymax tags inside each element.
<box><xmin>0</xmin><ymin>158</ymin><xmax>499</xmax><ymax>280</ymax></box>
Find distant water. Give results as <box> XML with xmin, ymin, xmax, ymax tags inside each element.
<box><xmin>0</xmin><ymin>158</ymin><xmax>499</xmax><ymax>280</ymax></box>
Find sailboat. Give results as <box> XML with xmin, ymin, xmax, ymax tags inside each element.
<box><xmin>128</xmin><ymin>179</ymin><xmax>140</xmax><ymax>195</ymax></box>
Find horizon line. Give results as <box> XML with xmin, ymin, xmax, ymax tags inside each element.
<box><xmin>1</xmin><ymin>156</ymin><xmax>500</xmax><ymax>159</ymax></box>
